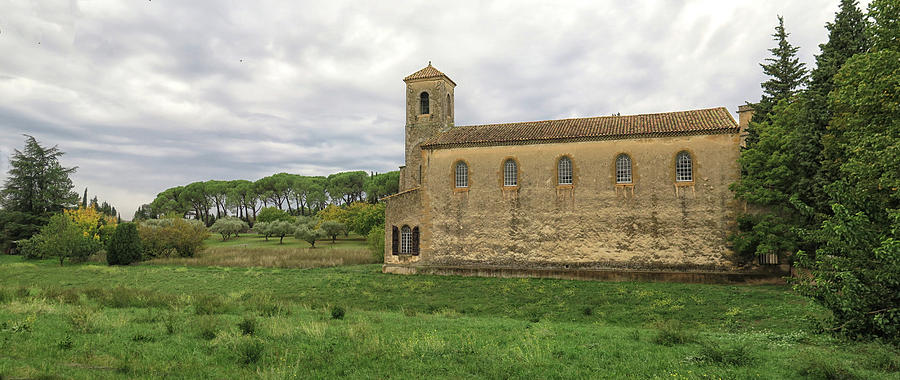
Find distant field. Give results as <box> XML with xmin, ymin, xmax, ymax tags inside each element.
<box><xmin>143</xmin><ymin>234</ymin><xmax>377</xmax><ymax>269</ymax></box>
<box><xmin>0</xmin><ymin>255</ymin><xmax>897</xmax><ymax>379</ymax></box>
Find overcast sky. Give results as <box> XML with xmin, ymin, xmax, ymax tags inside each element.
<box><xmin>0</xmin><ymin>0</ymin><xmax>869</xmax><ymax>219</ymax></box>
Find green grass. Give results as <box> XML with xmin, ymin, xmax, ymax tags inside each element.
<box><xmin>0</xmin><ymin>255</ymin><xmax>896</xmax><ymax>379</ymax></box>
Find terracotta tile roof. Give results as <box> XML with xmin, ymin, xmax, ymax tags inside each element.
<box><xmin>421</xmin><ymin>107</ymin><xmax>738</xmax><ymax>149</ymax></box>
<box><xmin>404</xmin><ymin>62</ymin><xmax>456</xmax><ymax>85</ymax></box>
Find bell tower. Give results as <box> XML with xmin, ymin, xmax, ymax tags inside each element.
<box><xmin>400</xmin><ymin>62</ymin><xmax>456</xmax><ymax>190</ymax></box>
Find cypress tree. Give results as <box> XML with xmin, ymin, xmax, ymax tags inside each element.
<box><xmin>746</xmin><ymin>16</ymin><xmax>807</xmax><ymax>147</ymax></box>
<box><xmin>106</xmin><ymin>222</ymin><xmax>143</xmax><ymax>265</ymax></box>
<box><xmin>82</xmin><ymin>188</ymin><xmax>88</xmax><ymax>209</ymax></box>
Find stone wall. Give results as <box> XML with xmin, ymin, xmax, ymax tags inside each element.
<box><xmin>402</xmin><ymin>132</ymin><xmax>743</xmax><ymax>271</ymax></box>
<box><xmin>383</xmin><ymin>188</ymin><xmax>423</xmax><ymax>265</ymax></box>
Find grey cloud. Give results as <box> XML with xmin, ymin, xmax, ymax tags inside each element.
<box><xmin>0</xmin><ymin>0</ymin><xmax>867</xmax><ymax>218</ymax></box>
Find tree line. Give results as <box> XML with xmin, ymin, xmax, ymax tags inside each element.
<box><xmin>134</xmin><ymin>170</ymin><xmax>399</xmax><ymax>225</ymax></box>
<box><xmin>734</xmin><ymin>0</ymin><xmax>898</xmax><ymax>342</ymax></box>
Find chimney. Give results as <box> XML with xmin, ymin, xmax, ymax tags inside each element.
<box><xmin>737</xmin><ymin>104</ymin><xmax>755</xmax><ymax>147</ymax></box>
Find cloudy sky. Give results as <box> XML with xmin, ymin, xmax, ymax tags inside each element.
<box><xmin>0</xmin><ymin>0</ymin><xmax>868</xmax><ymax>218</ymax></box>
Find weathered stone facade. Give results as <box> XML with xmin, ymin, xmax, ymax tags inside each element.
<box><xmin>384</xmin><ymin>64</ymin><xmax>767</xmax><ymax>282</ymax></box>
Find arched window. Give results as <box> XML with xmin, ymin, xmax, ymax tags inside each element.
<box><xmin>503</xmin><ymin>159</ymin><xmax>517</xmax><ymax>186</ymax></box>
<box><xmin>558</xmin><ymin>156</ymin><xmax>573</xmax><ymax>185</ymax></box>
<box><xmin>676</xmin><ymin>151</ymin><xmax>693</xmax><ymax>182</ymax></box>
<box><xmin>401</xmin><ymin>225</ymin><xmax>412</xmax><ymax>254</ymax></box>
<box><xmin>420</xmin><ymin>92</ymin><xmax>429</xmax><ymax>115</ymax></box>
<box><xmin>455</xmin><ymin>162</ymin><xmax>468</xmax><ymax>188</ymax></box>
<box><xmin>446</xmin><ymin>94</ymin><xmax>451</xmax><ymax>117</ymax></box>
<box><xmin>615</xmin><ymin>154</ymin><xmax>632</xmax><ymax>184</ymax></box>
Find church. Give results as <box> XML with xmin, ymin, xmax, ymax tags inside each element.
<box><xmin>382</xmin><ymin>63</ymin><xmax>772</xmax><ymax>283</ymax></box>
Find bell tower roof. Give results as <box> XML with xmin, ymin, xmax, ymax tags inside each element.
<box><xmin>404</xmin><ymin>62</ymin><xmax>456</xmax><ymax>86</ymax></box>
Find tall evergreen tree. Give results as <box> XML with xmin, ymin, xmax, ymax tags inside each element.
<box><xmin>82</xmin><ymin>188</ymin><xmax>88</xmax><ymax>209</ymax></box>
<box><xmin>0</xmin><ymin>135</ymin><xmax>78</xmax><ymax>215</ymax></box>
<box><xmin>746</xmin><ymin>16</ymin><xmax>808</xmax><ymax>146</ymax></box>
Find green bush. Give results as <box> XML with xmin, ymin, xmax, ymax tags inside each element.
<box><xmin>138</xmin><ymin>218</ymin><xmax>208</xmax><ymax>258</ymax></box>
<box><xmin>22</xmin><ymin>213</ymin><xmax>102</xmax><ymax>264</ymax></box>
<box><xmin>366</xmin><ymin>224</ymin><xmax>384</xmax><ymax>262</ymax></box>
<box><xmin>238</xmin><ymin>316</ymin><xmax>257</xmax><ymax>335</ymax></box>
<box><xmin>331</xmin><ymin>306</ymin><xmax>345</xmax><ymax>320</ymax></box>
<box><xmin>236</xmin><ymin>338</ymin><xmax>264</xmax><ymax>365</ymax></box>
<box><xmin>106</xmin><ymin>222</ymin><xmax>142</xmax><ymax>266</ymax></box>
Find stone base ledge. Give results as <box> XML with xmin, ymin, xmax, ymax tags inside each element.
<box><xmin>382</xmin><ymin>264</ymin><xmax>787</xmax><ymax>285</ymax></box>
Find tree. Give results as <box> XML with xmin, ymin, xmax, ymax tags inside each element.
<box><xmin>254</xmin><ymin>221</ymin><xmax>271</xmax><ymax>241</ymax></box>
<box><xmin>320</xmin><ymin>221</ymin><xmax>346</xmax><ymax>243</ymax></box>
<box><xmin>256</xmin><ymin>206</ymin><xmax>293</xmax><ymax>224</ymax></box>
<box><xmin>0</xmin><ymin>210</ymin><xmax>46</xmax><ymax>253</ymax></box>
<box><xmin>294</xmin><ymin>216</ymin><xmax>324</xmax><ymax>248</ymax></box>
<box><xmin>326</xmin><ymin>171</ymin><xmax>367</xmax><ymax>205</ymax></box>
<box><xmin>746</xmin><ymin>16</ymin><xmax>808</xmax><ymax>146</ymax></box>
<box><xmin>364</xmin><ymin>171</ymin><xmax>400</xmax><ymax>202</ymax></box>
<box><xmin>793</xmin><ymin>9</ymin><xmax>899</xmax><ymax>341</ymax></box>
<box><xmin>20</xmin><ymin>213</ymin><xmax>102</xmax><ymax>265</ymax></box>
<box><xmin>107</xmin><ymin>222</ymin><xmax>143</xmax><ymax>266</ymax></box>
<box><xmin>267</xmin><ymin>220</ymin><xmax>296</xmax><ymax>244</ymax></box>
<box><xmin>1</xmin><ymin>135</ymin><xmax>78</xmax><ymax>215</ymax></box>
<box><xmin>209</xmin><ymin>217</ymin><xmax>248</xmax><ymax>241</ymax></box>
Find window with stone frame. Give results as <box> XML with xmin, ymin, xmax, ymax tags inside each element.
<box><xmin>616</xmin><ymin>154</ymin><xmax>633</xmax><ymax>184</ymax></box>
<box><xmin>503</xmin><ymin>159</ymin><xmax>517</xmax><ymax>186</ymax></box>
<box><xmin>420</xmin><ymin>92</ymin><xmax>429</xmax><ymax>115</ymax></box>
<box><xmin>400</xmin><ymin>225</ymin><xmax>412</xmax><ymax>254</ymax></box>
<box><xmin>676</xmin><ymin>151</ymin><xmax>693</xmax><ymax>182</ymax></box>
<box><xmin>455</xmin><ymin>162</ymin><xmax>468</xmax><ymax>188</ymax></box>
<box><xmin>558</xmin><ymin>156</ymin><xmax>573</xmax><ymax>185</ymax></box>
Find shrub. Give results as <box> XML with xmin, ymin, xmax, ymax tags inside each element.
<box><xmin>24</xmin><ymin>213</ymin><xmax>102</xmax><ymax>264</ymax></box>
<box><xmin>195</xmin><ymin>294</ymin><xmax>228</xmax><ymax>315</ymax></box>
<box><xmin>197</xmin><ymin>316</ymin><xmax>221</xmax><ymax>340</ymax></box>
<box><xmin>236</xmin><ymin>338</ymin><xmax>264</xmax><ymax>365</ymax></box>
<box><xmin>58</xmin><ymin>335</ymin><xmax>74</xmax><ymax>350</ymax></box>
<box><xmin>697</xmin><ymin>342</ymin><xmax>755</xmax><ymax>366</ymax></box>
<box><xmin>652</xmin><ymin>322</ymin><xmax>696</xmax><ymax>346</ymax></box>
<box><xmin>366</xmin><ymin>224</ymin><xmax>384</xmax><ymax>262</ymax></box>
<box><xmin>331</xmin><ymin>306</ymin><xmax>345</xmax><ymax>320</ymax></box>
<box><xmin>209</xmin><ymin>217</ymin><xmax>249</xmax><ymax>241</ymax></box>
<box><xmin>106</xmin><ymin>222</ymin><xmax>142</xmax><ymax>265</ymax></box>
<box><xmin>138</xmin><ymin>218</ymin><xmax>208</xmax><ymax>258</ymax></box>
<box><xmin>238</xmin><ymin>316</ymin><xmax>257</xmax><ymax>335</ymax></box>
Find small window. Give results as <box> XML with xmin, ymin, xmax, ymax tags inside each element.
<box><xmin>446</xmin><ymin>94</ymin><xmax>451</xmax><ymax>117</ymax></box>
<box><xmin>503</xmin><ymin>159</ymin><xmax>517</xmax><ymax>186</ymax></box>
<box><xmin>616</xmin><ymin>154</ymin><xmax>632</xmax><ymax>184</ymax></box>
<box><xmin>420</xmin><ymin>92</ymin><xmax>429</xmax><ymax>115</ymax></box>
<box><xmin>401</xmin><ymin>225</ymin><xmax>412</xmax><ymax>254</ymax></box>
<box><xmin>391</xmin><ymin>226</ymin><xmax>399</xmax><ymax>255</ymax></box>
<box><xmin>455</xmin><ymin>162</ymin><xmax>468</xmax><ymax>188</ymax></box>
<box><xmin>676</xmin><ymin>151</ymin><xmax>693</xmax><ymax>182</ymax></box>
<box><xmin>558</xmin><ymin>156</ymin><xmax>573</xmax><ymax>185</ymax></box>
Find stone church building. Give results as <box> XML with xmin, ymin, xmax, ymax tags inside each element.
<box><xmin>383</xmin><ymin>63</ymin><xmax>765</xmax><ymax>282</ymax></box>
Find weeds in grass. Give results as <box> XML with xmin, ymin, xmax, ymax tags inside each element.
<box><xmin>131</xmin><ymin>333</ymin><xmax>156</xmax><ymax>343</ymax></box>
<box><xmin>1</xmin><ymin>315</ymin><xmax>35</xmax><ymax>333</ymax></box>
<box><xmin>148</xmin><ymin>246</ymin><xmax>378</xmax><ymax>269</ymax></box>
<box><xmin>0</xmin><ymin>287</ymin><xmax>13</xmax><ymax>303</ymax></box>
<box><xmin>238</xmin><ymin>316</ymin><xmax>257</xmax><ymax>335</ymax></box>
<box><xmin>195</xmin><ymin>295</ymin><xmax>228</xmax><ymax>315</ymax></box>
<box><xmin>15</xmin><ymin>286</ymin><xmax>30</xmax><ymax>299</ymax></box>
<box><xmin>243</xmin><ymin>293</ymin><xmax>289</xmax><ymax>317</ymax></box>
<box><xmin>864</xmin><ymin>344</ymin><xmax>900</xmax><ymax>372</ymax></box>
<box><xmin>653</xmin><ymin>322</ymin><xmax>696</xmax><ymax>346</ymax></box>
<box><xmin>331</xmin><ymin>306</ymin><xmax>345</xmax><ymax>320</ymax></box>
<box><xmin>197</xmin><ymin>316</ymin><xmax>221</xmax><ymax>340</ymax></box>
<box><xmin>164</xmin><ymin>313</ymin><xmax>178</xmax><ymax>335</ymax></box>
<box><xmin>57</xmin><ymin>335</ymin><xmax>74</xmax><ymax>350</ymax></box>
<box><xmin>42</xmin><ymin>287</ymin><xmax>82</xmax><ymax>305</ymax></box>
<box><xmin>697</xmin><ymin>342</ymin><xmax>755</xmax><ymax>366</ymax></box>
<box><xmin>582</xmin><ymin>307</ymin><xmax>593</xmax><ymax>316</ymax></box>
<box><xmin>628</xmin><ymin>329</ymin><xmax>641</xmax><ymax>341</ymax></box>
<box><xmin>68</xmin><ymin>307</ymin><xmax>97</xmax><ymax>333</ymax></box>
<box><xmin>797</xmin><ymin>355</ymin><xmax>858</xmax><ymax>380</ymax></box>
<box><xmin>236</xmin><ymin>338</ymin><xmax>264</xmax><ymax>365</ymax></box>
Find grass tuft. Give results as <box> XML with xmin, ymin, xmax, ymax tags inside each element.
<box><xmin>238</xmin><ymin>316</ymin><xmax>257</xmax><ymax>335</ymax></box>
<box><xmin>197</xmin><ymin>316</ymin><xmax>221</xmax><ymax>340</ymax></box>
<box><xmin>194</xmin><ymin>295</ymin><xmax>229</xmax><ymax>315</ymax></box>
<box><xmin>331</xmin><ymin>306</ymin><xmax>345</xmax><ymax>320</ymax></box>
<box><xmin>236</xmin><ymin>338</ymin><xmax>264</xmax><ymax>365</ymax></box>
<box><xmin>697</xmin><ymin>342</ymin><xmax>755</xmax><ymax>366</ymax></box>
<box><xmin>652</xmin><ymin>322</ymin><xmax>696</xmax><ymax>346</ymax></box>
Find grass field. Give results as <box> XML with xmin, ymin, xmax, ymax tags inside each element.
<box><xmin>1</xmin><ymin>255</ymin><xmax>897</xmax><ymax>379</ymax></box>
<box><xmin>146</xmin><ymin>235</ymin><xmax>377</xmax><ymax>268</ymax></box>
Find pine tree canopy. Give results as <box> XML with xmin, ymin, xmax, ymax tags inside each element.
<box><xmin>0</xmin><ymin>135</ymin><xmax>78</xmax><ymax>215</ymax></box>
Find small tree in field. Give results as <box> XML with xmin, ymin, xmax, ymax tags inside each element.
<box><xmin>254</xmin><ymin>221</ymin><xmax>271</xmax><ymax>241</ymax></box>
<box><xmin>294</xmin><ymin>217</ymin><xmax>324</xmax><ymax>248</ymax></box>
<box><xmin>320</xmin><ymin>221</ymin><xmax>346</xmax><ymax>244</ymax></box>
<box><xmin>23</xmin><ymin>213</ymin><xmax>102</xmax><ymax>265</ymax></box>
<box><xmin>267</xmin><ymin>220</ymin><xmax>296</xmax><ymax>244</ymax></box>
<box><xmin>107</xmin><ymin>222</ymin><xmax>142</xmax><ymax>266</ymax></box>
<box><xmin>209</xmin><ymin>217</ymin><xmax>248</xmax><ymax>241</ymax></box>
